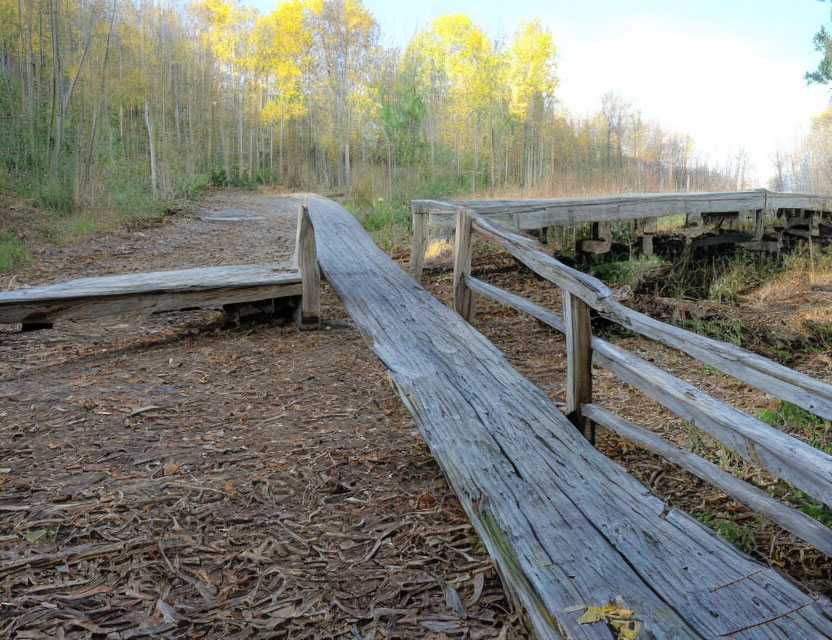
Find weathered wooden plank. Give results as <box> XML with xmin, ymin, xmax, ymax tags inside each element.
<box><xmin>583</xmin><ymin>403</ymin><xmax>832</xmax><ymax>557</ymax></box>
<box><xmin>563</xmin><ymin>290</ymin><xmax>593</xmax><ymax>441</ymax></box>
<box><xmin>306</xmin><ymin>196</ymin><xmax>832</xmax><ymax>639</ymax></box>
<box><xmin>472</xmin><ymin>214</ymin><xmax>832</xmax><ymax>422</ymax></box>
<box><xmin>412</xmin><ymin>191</ymin><xmax>832</xmax><ymax>235</ymax></box>
<box><xmin>295</xmin><ymin>203</ymin><xmax>320</xmax><ymax>329</ymax></box>
<box><xmin>592</xmin><ymin>338</ymin><xmax>832</xmax><ymax>507</ymax></box>
<box><xmin>465</xmin><ymin>276</ymin><xmax>565</xmax><ymax>333</ymax></box>
<box><xmin>411</xmin><ymin>208</ymin><xmax>429</xmax><ymax>281</ymax></box>
<box><xmin>465</xmin><ymin>272</ymin><xmax>832</xmax><ymax>507</ymax></box>
<box><xmin>452</xmin><ymin>209</ymin><xmax>475</xmax><ymax>322</ymax></box>
<box><xmin>0</xmin><ymin>264</ymin><xmax>301</xmax><ymax>324</ymax></box>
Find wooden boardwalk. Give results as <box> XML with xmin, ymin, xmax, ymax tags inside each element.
<box><xmin>411</xmin><ymin>189</ymin><xmax>832</xmax><ymax>277</ymax></box>
<box><xmin>0</xmin><ymin>263</ymin><xmax>301</xmax><ymax>326</ymax></box>
<box><xmin>307</xmin><ymin>196</ymin><xmax>832</xmax><ymax>639</ymax></box>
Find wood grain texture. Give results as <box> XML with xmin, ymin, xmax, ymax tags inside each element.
<box><xmin>470</xmin><ymin>272</ymin><xmax>832</xmax><ymax>556</ymax></box>
<box><xmin>413</xmin><ymin>190</ymin><xmax>832</xmax><ymax>231</ymax></box>
<box><xmin>583</xmin><ymin>403</ymin><xmax>832</xmax><ymax>557</ymax></box>
<box><xmin>452</xmin><ymin>209</ymin><xmax>475</xmax><ymax>322</ymax></box>
<box><xmin>306</xmin><ymin>196</ymin><xmax>832</xmax><ymax>639</ymax></box>
<box><xmin>471</xmin><ymin>214</ymin><xmax>832</xmax><ymax>422</ymax></box>
<box><xmin>592</xmin><ymin>338</ymin><xmax>832</xmax><ymax>507</ymax></box>
<box><xmin>295</xmin><ymin>204</ymin><xmax>321</xmax><ymax>328</ymax></box>
<box><xmin>411</xmin><ymin>203</ymin><xmax>429</xmax><ymax>281</ymax></box>
<box><xmin>563</xmin><ymin>290</ymin><xmax>593</xmax><ymax>441</ymax></box>
<box><xmin>0</xmin><ymin>264</ymin><xmax>301</xmax><ymax>324</ymax></box>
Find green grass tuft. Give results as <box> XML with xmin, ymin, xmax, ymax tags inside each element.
<box><xmin>0</xmin><ymin>234</ymin><xmax>29</xmax><ymax>270</ymax></box>
<box><xmin>696</xmin><ymin>511</ymin><xmax>757</xmax><ymax>552</ymax></box>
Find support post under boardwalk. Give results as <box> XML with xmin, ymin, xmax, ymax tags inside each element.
<box><xmin>411</xmin><ymin>208</ymin><xmax>429</xmax><ymax>282</ymax></box>
<box><xmin>563</xmin><ymin>289</ymin><xmax>593</xmax><ymax>442</ymax></box>
<box><xmin>295</xmin><ymin>203</ymin><xmax>320</xmax><ymax>329</ymax></box>
<box><xmin>453</xmin><ymin>209</ymin><xmax>475</xmax><ymax>322</ymax></box>
<box><xmin>642</xmin><ymin>216</ymin><xmax>658</xmax><ymax>256</ymax></box>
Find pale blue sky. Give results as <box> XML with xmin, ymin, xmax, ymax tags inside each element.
<box><xmin>246</xmin><ymin>0</ymin><xmax>832</xmax><ymax>183</ymax></box>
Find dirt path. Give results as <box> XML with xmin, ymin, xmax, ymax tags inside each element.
<box><xmin>0</xmin><ymin>192</ymin><xmax>522</xmax><ymax>639</ymax></box>
<box><xmin>3</xmin><ymin>190</ymin><xmax>832</xmax><ymax>638</ymax></box>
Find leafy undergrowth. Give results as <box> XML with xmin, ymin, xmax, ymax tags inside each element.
<box><xmin>0</xmin><ymin>171</ymin><xmax>209</xmax><ymax>272</ymax></box>
<box><xmin>0</xmin><ymin>234</ymin><xmax>30</xmax><ymax>270</ymax></box>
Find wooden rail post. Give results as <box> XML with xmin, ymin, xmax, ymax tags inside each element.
<box><xmin>411</xmin><ymin>206</ymin><xmax>429</xmax><ymax>282</ymax></box>
<box><xmin>295</xmin><ymin>202</ymin><xmax>320</xmax><ymax>329</ymax></box>
<box><xmin>642</xmin><ymin>216</ymin><xmax>658</xmax><ymax>256</ymax></box>
<box><xmin>453</xmin><ymin>209</ymin><xmax>476</xmax><ymax>322</ymax></box>
<box><xmin>563</xmin><ymin>290</ymin><xmax>593</xmax><ymax>442</ymax></box>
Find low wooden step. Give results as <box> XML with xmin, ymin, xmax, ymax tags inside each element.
<box><xmin>0</xmin><ymin>263</ymin><xmax>301</xmax><ymax>325</ymax></box>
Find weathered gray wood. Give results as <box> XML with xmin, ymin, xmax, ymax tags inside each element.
<box><xmin>411</xmin><ymin>208</ymin><xmax>429</xmax><ymax>282</ymax></box>
<box><xmin>452</xmin><ymin>209</ymin><xmax>475</xmax><ymax>322</ymax></box>
<box><xmin>465</xmin><ymin>270</ymin><xmax>832</xmax><ymax>508</ymax></box>
<box><xmin>472</xmin><ymin>214</ymin><xmax>832</xmax><ymax>422</ymax></box>
<box><xmin>591</xmin><ymin>338</ymin><xmax>832</xmax><ymax>507</ymax></box>
<box><xmin>581</xmin><ymin>222</ymin><xmax>612</xmax><ymax>254</ymax></box>
<box><xmin>307</xmin><ymin>196</ymin><xmax>832</xmax><ymax>639</ymax></box>
<box><xmin>563</xmin><ymin>290</ymin><xmax>593</xmax><ymax>441</ymax></box>
<box><xmin>294</xmin><ymin>203</ymin><xmax>320</xmax><ymax>329</ymax></box>
<box><xmin>412</xmin><ymin>190</ymin><xmax>832</xmax><ymax>232</ymax></box>
<box><xmin>642</xmin><ymin>216</ymin><xmax>658</xmax><ymax>256</ymax></box>
<box><xmin>0</xmin><ymin>264</ymin><xmax>301</xmax><ymax>324</ymax></box>
<box><xmin>465</xmin><ymin>276</ymin><xmax>565</xmax><ymax>333</ymax></box>
<box><xmin>583</xmin><ymin>403</ymin><xmax>832</xmax><ymax>557</ymax></box>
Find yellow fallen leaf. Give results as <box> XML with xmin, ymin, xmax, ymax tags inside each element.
<box><xmin>577</xmin><ymin>606</ymin><xmax>602</xmax><ymax>624</ymax></box>
<box><xmin>611</xmin><ymin>618</ymin><xmax>642</xmax><ymax>640</ymax></box>
<box><xmin>164</xmin><ymin>461</ymin><xmax>180</xmax><ymax>475</ymax></box>
<box><xmin>576</xmin><ymin>597</ymin><xmax>641</xmax><ymax>639</ymax></box>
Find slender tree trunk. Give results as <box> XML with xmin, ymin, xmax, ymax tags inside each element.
<box><xmin>84</xmin><ymin>1</ymin><xmax>116</xmax><ymax>194</ymax></box>
<box><xmin>48</xmin><ymin>0</ymin><xmax>61</xmax><ymax>177</ymax></box>
<box><xmin>144</xmin><ymin>99</ymin><xmax>158</xmax><ymax>198</ymax></box>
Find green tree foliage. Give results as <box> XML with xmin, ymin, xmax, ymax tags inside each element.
<box><xmin>0</xmin><ymin>0</ymin><xmax>735</xmax><ymax>226</ymax></box>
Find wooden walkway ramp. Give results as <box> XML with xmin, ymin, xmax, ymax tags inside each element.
<box><xmin>307</xmin><ymin>197</ymin><xmax>832</xmax><ymax>639</ymax></box>
<box><xmin>0</xmin><ymin>263</ymin><xmax>301</xmax><ymax>327</ymax></box>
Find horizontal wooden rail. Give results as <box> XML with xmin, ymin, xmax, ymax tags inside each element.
<box><xmin>465</xmin><ymin>276</ymin><xmax>565</xmax><ymax>333</ymax></box>
<box><xmin>312</xmin><ymin>196</ymin><xmax>832</xmax><ymax>636</ymax></box>
<box><xmin>468</xmin><ymin>276</ymin><xmax>832</xmax><ymax>508</ymax></box>
<box><xmin>582</xmin><ymin>403</ymin><xmax>832</xmax><ymax>556</ymax></box>
<box><xmin>471</xmin><ymin>213</ymin><xmax>832</xmax><ymax>422</ymax></box>
<box><xmin>592</xmin><ymin>338</ymin><xmax>832</xmax><ymax>506</ymax></box>
<box><xmin>413</xmin><ymin>189</ymin><xmax>832</xmax><ymax>228</ymax></box>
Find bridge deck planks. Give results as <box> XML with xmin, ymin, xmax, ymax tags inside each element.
<box><xmin>413</xmin><ymin>189</ymin><xmax>832</xmax><ymax>230</ymax></box>
<box><xmin>0</xmin><ymin>263</ymin><xmax>301</xmax><ymax>324</ymax></box>
<box><xmin>307</xmin><ymin>196</ymin><xmax>832</xmax><ymax>639</ymax></box>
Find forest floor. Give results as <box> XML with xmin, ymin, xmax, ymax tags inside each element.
<box><xmin>2</xmin><ymin>189</ymin><xmax>832</xmax><ymax>639</ymax></box>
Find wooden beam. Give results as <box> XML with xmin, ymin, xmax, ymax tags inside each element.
<box><xmin>471</xmin><ymin>213</ymin><xmax>832</xmax><ymax>422</ymax></box>
<box><xmin>591</xmin><ymin>338</ymin><xmax>832</xmax><ymax>507</ymax></box>
<box><xmin>452</xmin><ymin>209</ymin><xmax>476</xmax><ymax>322</ymax></box>
<box><xmin>583</xmin><ymin>403</ymin><xmax>832</xmax><ymax>557</ymax></box>
<box><xmin>295</xmin><ymin>203</ymin><xmax>320</xmax><ymax>329</ymax></box>
<box><xmin>0</xmin><ymin>265</ymin><xmax>301</xmax><ymax>325</ymax></box>
<box><xmin>411</xmin><ymin>208</ymin><xmax>429</xmax><ymax>282</ymax></box>
<box><xmin>306</xmin><ymin>196</ymin><xmax>832</xmax><ymax>639</ymax></box>
<box><xmin>564</xmin><ymin>290</ymin><xmax>593</xmax><ymax>442</ymax></box>
<box><xmin>460</xmin><ymin>273</ymin><xmax>832</xmax><ymax>509</ymax></box>
<box><xmin>465</xmin><ymin>276</ymin><xmax>565</xmax><ymax>333</ymax></box>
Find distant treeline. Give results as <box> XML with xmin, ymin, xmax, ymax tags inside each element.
<box><xmin>0</xmin><ymin>0</ymin><xmax>740</xmax><ymax>216</ymax></box>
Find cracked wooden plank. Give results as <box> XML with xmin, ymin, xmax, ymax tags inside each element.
<box><xmin>306</xmin><ymin>196</ymin><xmax>832</xmax><ymax>639</ymax></box>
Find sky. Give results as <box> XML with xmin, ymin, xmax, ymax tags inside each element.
<box><xmin>247</xmin><ymin>0</ymin><xmax>832</xmax><ymax>185</ymax></box>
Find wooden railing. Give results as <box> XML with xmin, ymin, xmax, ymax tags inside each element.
<box><xmin>451</xmin><ymin>207</ymin><xmax>832</xmax><ymax>556</ymax></box>
<box><xmin>413</xmin><ymin>189</ymin><xmax>832</xmax><ymax>280</ymax></box>
<box><xmin>294</xmin><ymin>201</ymin><xmax>321</xmax><ymax>329</ymax></box>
